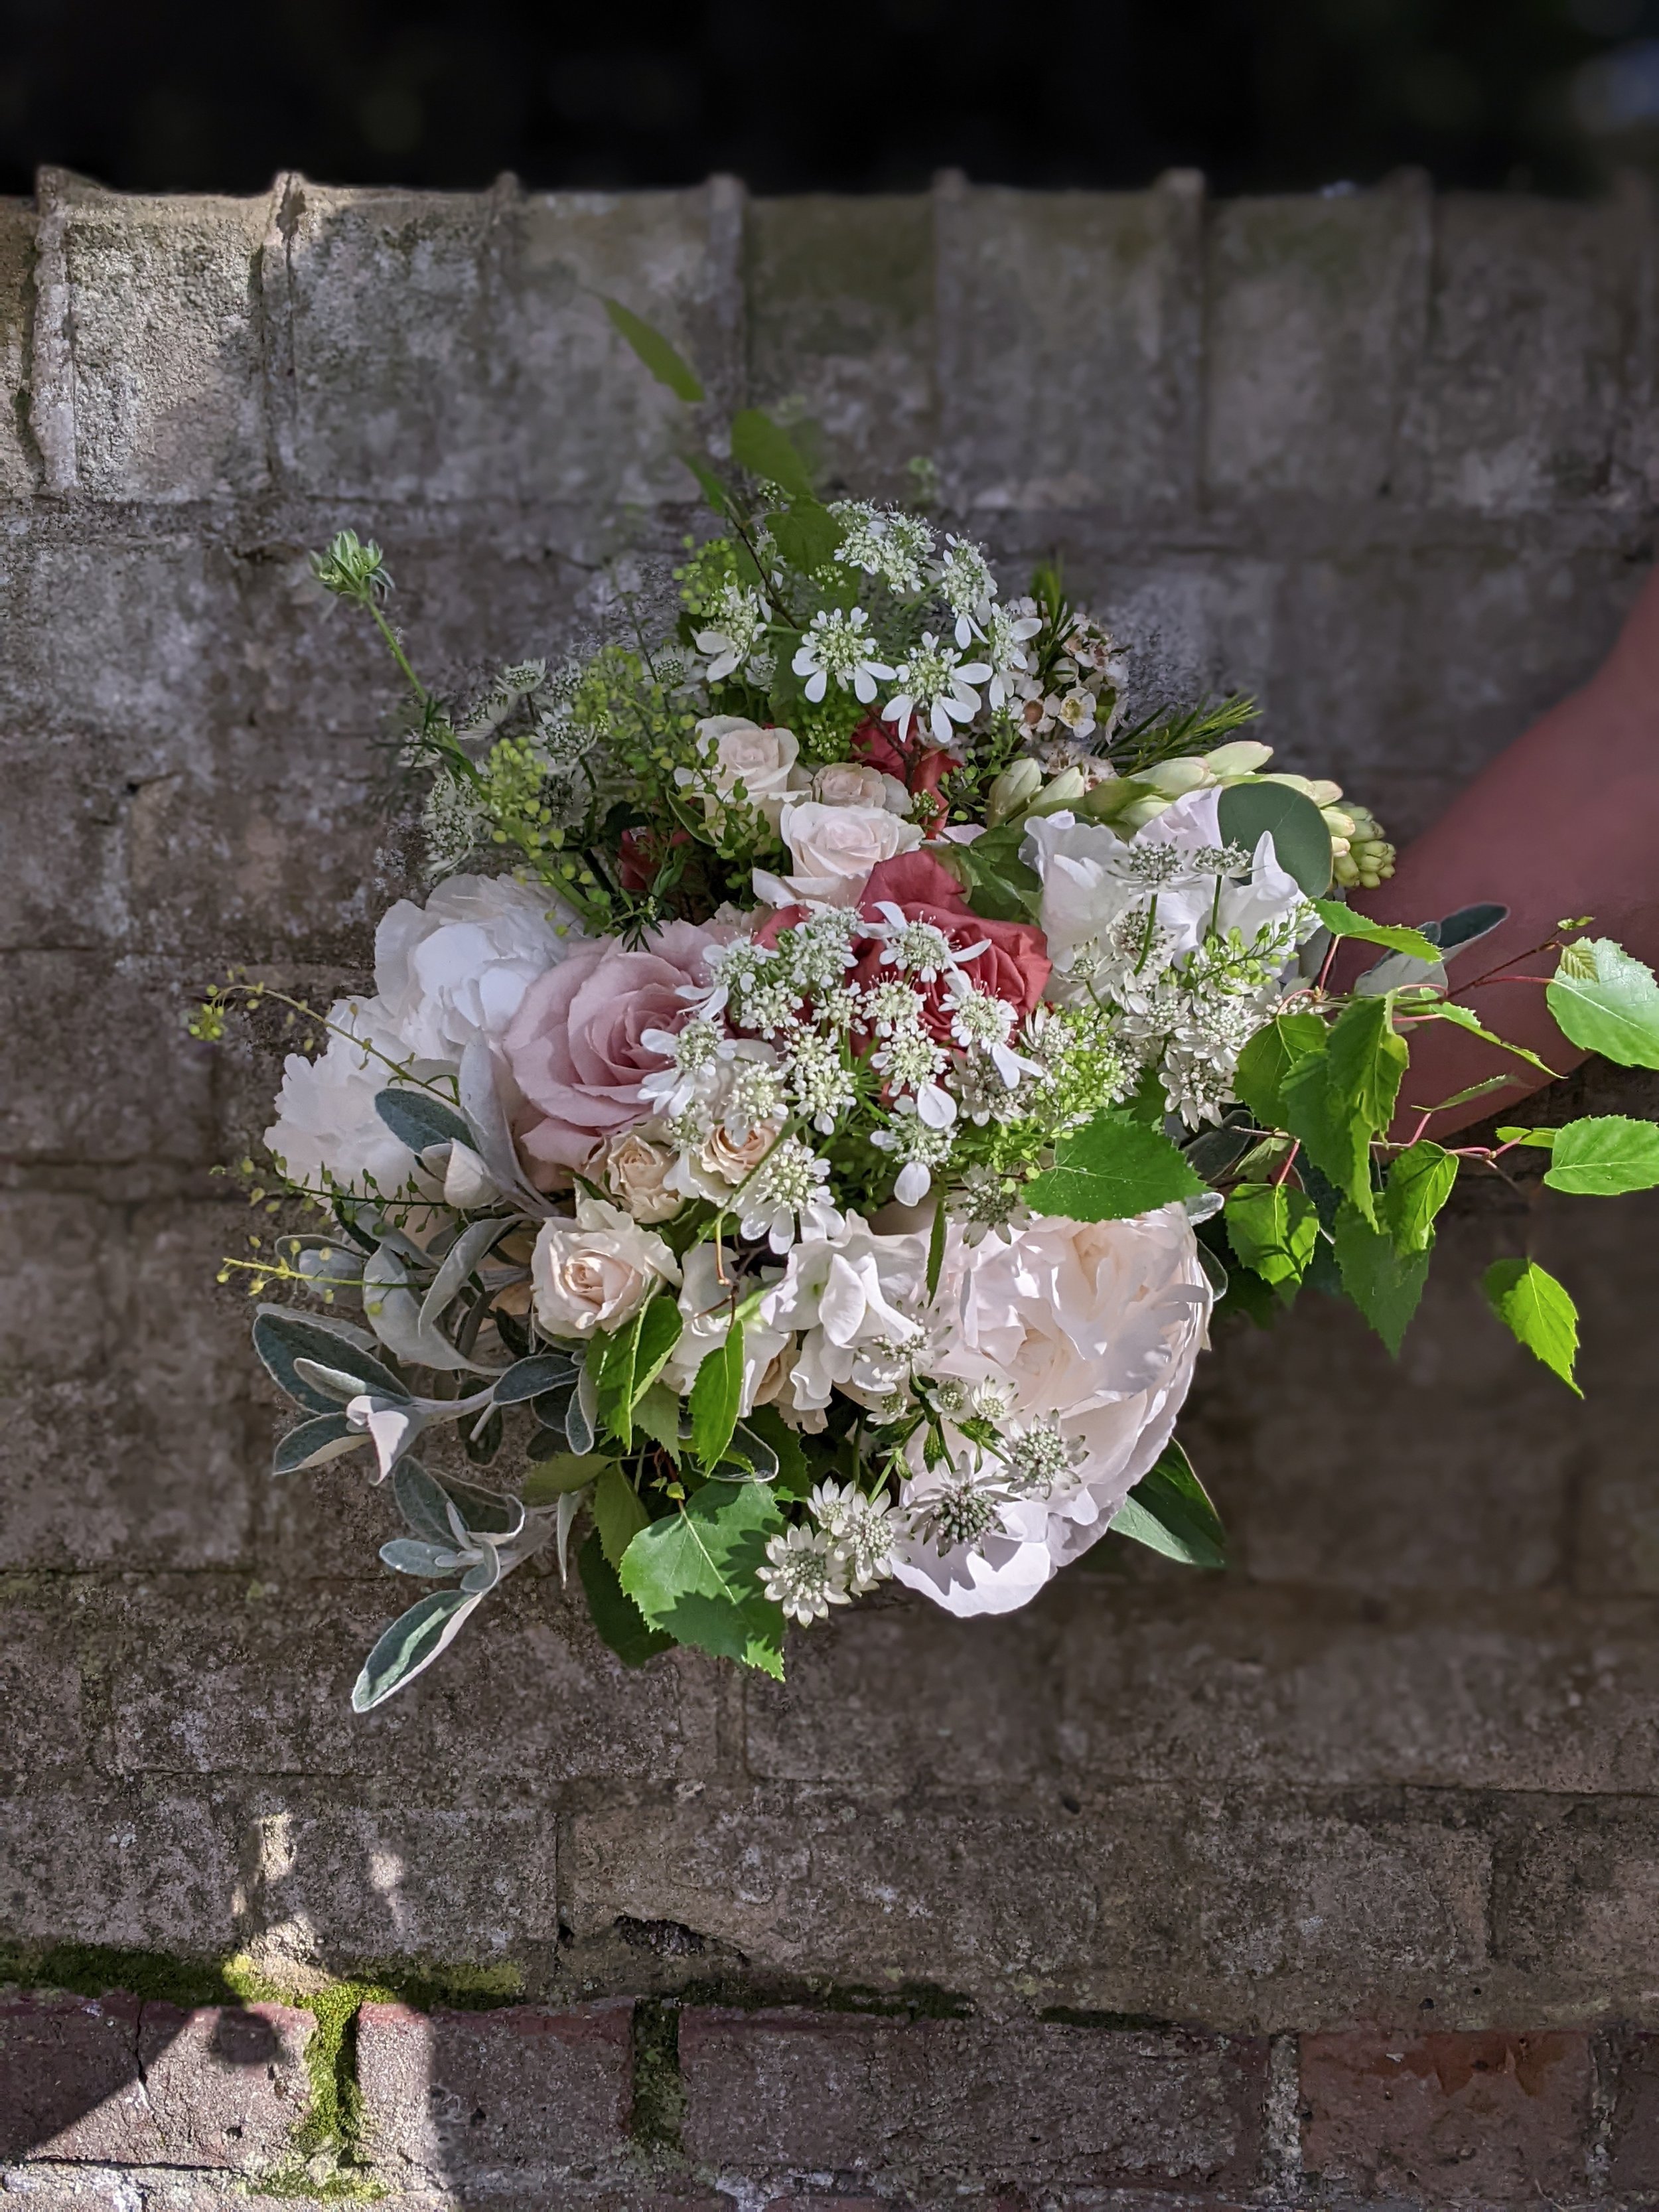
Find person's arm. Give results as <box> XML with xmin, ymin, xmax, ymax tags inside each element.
<box><xmin>1352</xmin><ymin>567</ymin><xmax>1659</xmax><ymax>1138</ymax></box>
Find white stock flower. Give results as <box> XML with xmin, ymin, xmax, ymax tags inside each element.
<box><xmin>676</xmin><ymin>716</ymin><xmax>805</xmax><ymax>830</ymax></box>
<box><xmin>530</xmin><ymin>1195</ymin><xmax>682</xmax><ymax>1339</ymax></box>
<box><xmin>892</xmin><ymin>1205</ymin><xmax>1212</xmax><ymax>1617</ymax></box>
<box><xmin>753</xmin><ymin>799</ymin><xmax>924</xmax><ymax>911</ymax></box>
<box><xmin>264</xmin><ymin>996</ymin><xmax>440</xmax><ymax>1197</ymax></box>
<box><xmin>374</xmin><ymin>874</ymin><xmax>580</xmax><ymax>1061</ymax></box>
<box><xmin>791</xmin><ymin>606</ymin><xmax>894</xmax><ymax>704</ymax></box>
<box><xmin>758</xmin><ymin>1217</ymin><xmax>933</xmax><ymax>1414</ymax></box>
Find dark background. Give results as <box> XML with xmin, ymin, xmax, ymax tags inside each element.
<box><xmin>3</xmin><ymin>0</ymin><xmax>1658</xmax><ymax>200</ymax></box>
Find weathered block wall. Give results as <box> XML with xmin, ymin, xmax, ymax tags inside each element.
<box><xmin>6</xmin><ymin>163</ymin><xmax>1659</xmax><ymax>2205</ymax></box>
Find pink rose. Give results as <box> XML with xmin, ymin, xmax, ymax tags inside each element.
<box><xmin>504</xmin><ymin>921</ymin><xmax>730</xmax><ymax>1171</ymax></box>
<box><xmin>849</xmin><ymin>852</ymin><xmax>1051</xmax><ymax>1044</ymax></box>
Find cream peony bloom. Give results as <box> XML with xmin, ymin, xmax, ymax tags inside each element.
<box><xmin>530</xmin><ymin>1195</ymin><xmax>682</xmax><ymax>1339</ymax></box>
<box><xmin>893</xmin><ymin>1203</ymin><xmax>1213</xmax><ymax>1617</ymax></box>
<box><xmin>676</xmin><ymin>715</ymin><xmax>806</xmax><ymax>830</ymax></box>
<box><xmin>590</xmin><ymin>1124</ymin><xmax>683</xmax><ymax>1224</ymax></box>
<box><xmin>753</xmin><ymin>798</ymin><xmax>924</xmax><ymax>911</ymax></box>
<box><xmin>374</xmin><ymin>873</ymin><xmax>582</xmax><ymax>1061</ymax></box>
<box><xmin>264</xmin><ymin>996</ymin><xmax>445</xmax><ymax>1197</ymax></box>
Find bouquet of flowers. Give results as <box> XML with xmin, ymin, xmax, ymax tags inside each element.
<box><xmin>196</xmin><ymin>305</ymin><xmax>1659</xmax><ymax>1710</ymax></box>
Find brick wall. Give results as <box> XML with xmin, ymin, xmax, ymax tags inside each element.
<box><xmin>4</xmin><ymin>163</ymin><xmax>1659</xmax><ymax>2205</ymax></box>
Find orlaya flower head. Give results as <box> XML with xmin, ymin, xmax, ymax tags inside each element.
<box><xmin>881</xmin><ymin>632</ymin><xmax>993</xmax><ymax>749</ymax></box>
<box><xmin>790</xmin><ymin>606</ymin><xmax>895</xmax><ymax>705</ymax></box>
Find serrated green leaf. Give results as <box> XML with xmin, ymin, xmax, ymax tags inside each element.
<box><xmin>632</xmin><ymin>1380</ymin><xmax>684</xmax><ymax>1461</ymax></box>
<box><xmin>730</xmin><ymin>407</ymin><xmax>815</xmax><ymax>500</ymax></box>
<box><xmin>1109</xmin><ymin>1440</ymin><xmax>1226</xmax><ymax>1568</ymax></box>
<box><xmin>594</xmin><ymin>1464</ymin><xmax>650</xmax><ymax>1568</ymax></box>
<box><xmin>1311</xmin><ymin>901</ymin><xmax>1440</xmax><ymax>965</ymax></box>
<box><xmin>591</xmin><ymin>1299</ymin><xmax>681</xmax><ymax>1453</ymax></box>
<box><xmin>1415</xmin><ymin>1073</ymin><xmax>1522</xmax><ymax>1114</ymax></box>
<box><xmin>1234</xmin><ymin>1012</ymin><xmax>1328</xmax><ymax>1132</ymax></box>
<box><xmin>351</xmin><ymin>1589</ymin><xmax>480</xmax><ymax>1712</ymax></box>
<box><xmin>680</xmin><ymin>449</ymin><xmax>733</xmax><ymax>515</ymax></box>
<box><xmin>618</xmin><ymin>1480</ymin><xmax>786</xmax><ymax>1676</ymax></box>
<box><xmin>521</xmin><ymin>1451</ymin><xmax>605</xmax><ymax>1503</ymax></box>
<box><xmin>1024</xmin><ymin>1109</ymin><xmax>1203</xmax><ymax>1223</ymax></box>
<box><xmin>601</xmin><ymin>297</ymin><xmax>704</xmax><ymax>402</ymax></box>
<box><xmin>1483</xmin><ymin>1257</ymin><xmax>1582</xmax><ymax>1395</ymax></box>
<box><xmin>1543</xmin><ymin>1114</ymin><xmax>1659</xmax><ymax>1196</ymax></box>
<box><xmin>1427</xmin><ymin>1001</ymin><xmax>1557</xmax><ymax>1077</ymax></box>
<box><xmin>1546</xmin><ymin>938</ymin><xmax>1659</xmax><ymax>1069</ymax></box>
<box><xmin>926</xmin><ymin>1198</ymin><xmax>948</xmax><ymax>1299</ymax></box>
<box><xmin>633</xmin><ymin>1295</ymin><xmax>684</xmax><ymax>1403</ymax></box>
<box><xmin>770</xmin><ymin>500</ymin><xmax>843</xmax><ymax>572</ymax></box>
<box><xmin>1224</xmin><ymin>1182</ymin><xmax>1319</xmax><ymax>1292</ymax></box>
<box><xmin>1327</xmin><ymin>994</ymin><xmax>1409</xmax><ymax>1138</ymax></box>
<box><xmin>578</xmin><ymin>1530</ymin><xmax>674</xmax><ymax>1666</ymax></box>
<box><xmin>1216</xmin><ymin>780</ymin><xmax>1333</xmax><ymax>895</ymax></box>
<box><xmin>1382</xmin><ymin>1140</ymin><xmax>1458</xmax><ymax>1255</ymax></box>
<box><xmin>1333</xmin><ymin>1201</ymin><xmax>1433</xmax><ymax>1355</ymax></box>
<box><xmin>1279</xmin><ymin>1047</ymin><xmax>1375</xmax><ymax>1224</ymax></box>
<box><xmin>689</xmin><ymin>1319</ymin><xmax>746</xmax><ymax>1471</ymax></box>
<box><xmin>1496</xmin><ymin>1126</ymin><xmax>1557</xmax><ymax>1148</ymax></box>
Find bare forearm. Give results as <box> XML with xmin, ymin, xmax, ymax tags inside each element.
<box><xmin>1354</xmin><ymin>569</ymin><xmax>1659</xmax><ymax>1136</ymax></box>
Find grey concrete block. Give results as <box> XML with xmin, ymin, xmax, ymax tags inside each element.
<box><xmin>33</xmin><ymin>173</ymin><xmax>277</xmax><ymax>503</ymax></box>
<box><xmin>936</xmin><ymin>173</ymin><xmax>1204</xmax><ymax>517</ymax></box>
<box><xmin>745</xmin><ymin>194</ymin><xmax>934</xmax><ymax>496</ymax></box>
<box><xmin>679</xmin><ymin>2008</ymin><xmax>1265</xmax><ymax>2189</ymax></box>
<box><xmin>0</xmin><ymin>1792</ymin><xmax>240</xmax><ymax>1951</ymax></box>
<box><xmin>356</xmin><ymin>2000</ymin><xmax>633</xmax><ymax>2190</ymax></box>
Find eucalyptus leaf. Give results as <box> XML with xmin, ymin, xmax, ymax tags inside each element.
<box><xmin>459</xmin><ymin>1040</ymin><xmax>550</xmax><ymax>1211</ymax></box>
<box><xmin>362</xmin><ymin>1240</ymin><xmax>480</xmax><ymax>1374</ymax></box>
<box><xmin>1216</xmin><ymin>781</ymin><xmax>1333</xmax><ymax>896</ymax></box>
<box><xmin>351</xmin><ymin>1589</ymin><xmax>481</xmax><ymax>1712</ymax></box>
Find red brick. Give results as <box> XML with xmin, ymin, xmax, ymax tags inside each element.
<box><xmin>679</xmin><ymin>2008</ymin><xmax>1264</xmax><ymax>2189</ymax></box>
<box><xmin>0</xmin><ymin>1992</ymin><xmax>311</xmax><ymax>2165</ymax></box>
<box><xmin>356</xmin><ymin>1999</ymin><xmax>634</xmax><ymax>2189</ymax></box>
<box><xmin>1301</xmin><ymin>2028</ymin><xmax>1593</xmax><ymax>2201</ymax></box>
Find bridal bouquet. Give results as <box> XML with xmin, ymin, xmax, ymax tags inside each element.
<box><xmin>196</xmin><ymin>305</ymin><xmax>1659</xmax><ymax>1710</ymax></box>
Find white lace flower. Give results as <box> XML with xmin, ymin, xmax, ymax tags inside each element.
<box><xmin>737</xmin><ymin>1134</ymin><xmax>843</xmax><ymax>1254</ymax></box>
<box><xmin>943</xmin><ymin>973</ymin><xmax>1041</xmax><ymax>1088</ymax></box>
<box><xmin>694</xmin><ymin>583</ymin><xmax>770</xmax><ymax>682</ymax></box>
<box><xmin>936</xmin><ymin>534</ymin><xmax>996</xmax><ymax>648</ymax></box>
<box><xmin>759</xmin><ymin>1524</ymin><xmax>851</xmax><ymax>1625</ymax></box>
<box><xmin>831</xmin><ymin>501</ymin><xmax>934</xmax><ymax>593</ymax></box>
<box><xmin>790</xmin><ymin>606</ymin><xmax>895</xmax><ymax>705</ymax></box>
<box><xmin>863</xmin><ymin>901</ymin><xmax>985</xmax><ymax>982</ymax></box>
<box><xmin>785</xmin><ymin>1028</ymin><xmax>859</xmax><ymax>1134</ymax></box>
<box><xmin>981</xmin><ymin>598</ymin><xmax>1045</xmax><ymax>708</ymax></box>
<box><xmin>882</xmin><ymin>632</ymin><xmax>993</xmax><ymax>748</ymax></box>
<box><xmin>869</xmin><ymin>1096</ymin><xmax>955</xmax><ymax>1204</ymax></box>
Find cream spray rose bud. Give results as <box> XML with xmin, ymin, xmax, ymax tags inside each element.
<box><xmin>1203</xmin><ymin>739</ymin><xmax>1273</xmax><ymax>779</ymax></box>
<box><xmin>531</xmin><ymin>1195</ymin><xmax>682</xmax><ymax>1338</ymax></box>
<box><xmin>985</xmin><ymin>757</ymin><xmax>1043</xmax><ymax>827</ymax></box>
<box><xmin>591</xmin><ymin>1126</ymin><xmax>683</xmax><ymax>1224</ymax></box>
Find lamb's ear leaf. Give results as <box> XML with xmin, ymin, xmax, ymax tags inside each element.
<box><xmin>1110</xmin><ymin>1441</ymin><xmax>1226</xmax><ymax>1569</ymax></box>
<box><xmin>601</xmin><ymin>297</ymin><xmax>704</xmax><ymax>402</ymax></box>
<box><xmin>253</xmin><ymin>1307</ymin><xmax>408</xmax><ymax>1413</ymax></box>
<box><xmin>374</xmin><ymin>1087</ymin><xmax>472</xmax><ymax>1153</ymax></box>
<box><xmin>273</xmin><ymin>1411</ymin><xmax>366</xmax><ymax>1475</ymax></box>
<box><xmin>351</xmin><ymin>1589</ymin><xmax>481</xmax><ymax>1711</ymax></box>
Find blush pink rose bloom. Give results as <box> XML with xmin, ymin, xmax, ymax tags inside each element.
<box><xmin>504</xmin><ymin>920</ymin><xmax>733</xmax><ymax>1171</ymax></box>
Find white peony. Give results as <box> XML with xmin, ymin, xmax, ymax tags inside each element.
<box><xmin>530</xmin><ymin>1194</ymin><xmax>682</xmax><ymax>1339</ymax></box>
<box><xmin>893</xmin><ymin>1203</ymin><xmax>1213</xmax><ymax>1617</ymax></box>
<box><xmin>1023</xmin><ymin>786</ymin><xmax>1307</xmax><ymax>993</ymax></box>
<box><xmin>676</xmin><ymin>716</ymin><xmax>806</xmax><ymax>830</ymax></box>
<box><xmin>758</xmin><ymin>1216</ymin><xmax>934</xmax><ymax>1416</ymax></box>
<box><xmin>264</xmin><ymin>996</ymin><xmax>443</xmax><ymax>1197</ymax></box>
<box><xmin>661</xmin><ymin>1245</ymin><xmax>794</xmax><ymax>1417</ymax></box>
<box><xmin>753</xmin><ymin>798</ymin><xmax>924</xmax><ymax>911</ymax></box>
<box><xmin>374</xmin><ymin>873</ymin><xmax>582</xmax><ymax>1062</ymax></box>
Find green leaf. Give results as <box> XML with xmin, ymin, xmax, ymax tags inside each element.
<box><xmin>1216</xmin><ymin>780</ymin><xmax>1333</xmax><ymax>896</ymax></box>
<box><xmin>741</xmin><ymin>1403</ymin><xmax>812</xmax><ymax>1497</ymax></box>
<box><xmin>252</xmin><ymin>1307</ymin><xmax>407</xmax><ymax>1414</ymax></box>
<box><xmin>601</xmin><ymin>297</ymin><xmax>704</xmax><ymax>402</ymax></box>
<box><xmin>374</xmin><ymin>1088</ymin><xmax>473</xmax><ymax>1152</ymax></box>
<box><xmin>593</xmin><ymin>1464</ymin><xmax>651</xmax><ymax>1569</ymax></box>
<box><xmin>680</xmin><ymin>450</ymin><xmax>733</xmax><ymax>515</ymax></box>
<box><xmin>689</xmin><ymin>1320</ymin><xmax>746</xmax><ymax>1471</ymax></box>
<box><xmin>926</xmin><ymin>1197</ymin><xmax>948</xmax><ymax>1298</ymax></box>
<box><xmin>1426</xmin><ymin>1001</ymin><xmax>1557</xmax><ymax>1077</ymax></box>
<box><xmin>1333</xmin><ymin>1202</ymin><xmax>1433</xmax><ymax>1355</ymax></box>
<box><xmin>1547</xmin><ymin>937</ymin><xmax>1659</xmax><ymax>1070</ymax></box>
<box><xmin>521</xmin><ymin>1451</ymin><xmax>605</xmax><ymax>1503</ymax></box>
<box><xmin>1543</xmin><ymin>1114</ymin><xmax>1659</xmax><ymax>1196</ymax></box>
<box><xmin>1109</xmin><ymin>1441</ymin><xmax>1226</xmax><ymax>1568</ymax></box>
<box><xmin>1483</xmin><ymin>1257</ymin><xmax>1583</xmax><ymax>1395</ymax></box>
<box><xmin>618</xmin><ymin>1480</ymin><xmax>786</xmax><ymax>1676</ymax></box>
<box><xmin>1327</xmin><ymin>995</ymin><xmax>1409</xmax><ymax>1138</ymax></box>
<box><xmin>351</xmin><ymin>1589</ymin><xmax>480</xmax><ymax>1712</ymax></box>
<box><xmin>1023</xmin><ymin>1109</ymin><xmax>1204</xmax><ymax>1223</ymax></box>
<box><xmin>770</xmin><ymin>500</ymin><xmax>843</xmax><ymax>573</ymax></box>
<box><xmin>955</xmin><ymin>824</ymin><xmax>1043</xmax><ymax>924</ymax></box>
<box><xmin>1496</xmin><ymin>1126</ymin><xmax>1557</xmax><ymax>1149</ymax></box>
<box><xmin>632</xmin><ymin>1381</ymin><xmax>684</xmax><ymax>1461</ymax></box>
<box><xmin>591</xmin><ymin>1297</ymin><xmax>678</xmax><ymax>1451</ymax></box>
<box><xmin>1224</xmin><ymin>1183</ymin><xmax>1319</xmax><ymax>1291</ymax></box>
<box><xmin>1416</xmin><ymin>1073</ymin><xmax>1522</xmax><ymax>1114</ymax></box>
<box><xmin>729</xmin><ymin>407</ymin><xmax>815</xmax><ymax>500</ymax></box>
<box><xmin>1383</xmin><ymin>1141</ymin><xmax>1458</xmax><ymax>1255</ymax></box>
<box><xmin>633</xmin><ymin>1295</ymin><xmax>684</xmax><ymax>1402</ymax></box>
<box><xmin>578</xmin><ymin>1530</ymin><xmax>674</xmax><ymax>1667</ymax></box>
<box><xmin>1310</xmin><ymin>901</ymin><xmax>1440</xmax><ymax>965</ymax></box>
<box><xmin>1279</xmin><ymin>1045</ymin><xmax>1375</xmax><ymax>1224</ymax></box>
<box><xmin>1234</xmin><ymin>1012</ymin><xmax>1328</xmax><ymax>1132</ymax></box>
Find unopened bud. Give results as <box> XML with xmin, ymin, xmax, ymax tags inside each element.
<box><xmin>1203</xmin><ymin>739</ymin><xmax>1273</xmax><ymax>778</ymax></box>
<box><xmin>1143</xmin><ymin>756</ymin><xmax>1211</xmax><ymax>799</ymax></box>
<box><xmin>1264</xmin><ymin>771</ymin><xmax>1344</xmax><ymax>809</ymax></box>
<box><xmin>1025</xmin><ymin>765</ymin><xmax>1088</xmax><ymax>817</ymax></box>
<box><xmin>985</xmin><ymin>757</ymin><xmax>1044</xmax><ymax>827</ymax></box>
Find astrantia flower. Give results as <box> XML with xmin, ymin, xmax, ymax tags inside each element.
<box><xmin>904</xmin><ymin>1461</ymin><xmax>1016</xmax><ymax>1556</ymax></box>
<box><xmin>737</xmin><ymin>1134</ymin><xmax>843</xmax><ymax>1254</ymax></box>
<box><xmin>759</xmin><ymin>1523</ymin><xmax>851</xmax><ymax>1625</ymax></box>
<box><xmin>791</xmin><ymin>606</ymin><xmax>895</xmax><ymax>705</ymax></box>
<box><xmin>882</xmin><ymin>632</ymin><xmax>993</xmax><ymax>749</ymax></box>
<box><xmin>808</xmin><ymin>1479</ymin><xmax>901</xmax><ymax>1593</ymax></box>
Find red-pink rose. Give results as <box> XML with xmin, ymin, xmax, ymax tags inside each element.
<box><xmin>504</xmin><ymin>920</ymin><xmax>731</xmax><ymax>1171</ymax></box>
<box><xmin>851</xmin><ymin>852</ymin><xmax>1050</xmax><ymax>1043</ymax></box>
<box><xmin>853</xmin><ymin>715</ymin><xmax>959</xmax><ymax>797</ymax></box>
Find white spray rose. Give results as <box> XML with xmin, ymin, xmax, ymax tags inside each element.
<box><xmin>808</xmin><ymin>761</ymin><xmax>910</xmax><ymax>813</ymax></box>
<box><xmin>753</xmin><ymin>799</ymin><xmax>924</xmax><ymax>911</ymax></box>
<box><xmin>265</xmin><ymin>997</ymin><xmax>445</xmax><ymax>1197</ymax></box>
<box><xmin>531</xmin><ymin>1195</ymin><xmax>682</xmax><ymax>1339</ymax></box>
<box><xmin>676</xmin><ymin>716</ymin><xmax>806</xmax><ymax>830</ymax></box>
<box><xmin>590</xmin><ymin>1124</ymin><xmax>684</xmax><ymax>1224</ymax></box>
<box><xmin>893</xmin><ymin>1203</ymin><xmax>1213</xmax><ymax>1617</ymax></box>
<box><xmin>374</xmin><ymin>873</ymin><xmax>583</xmax><ymax>1061</ymax></box>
